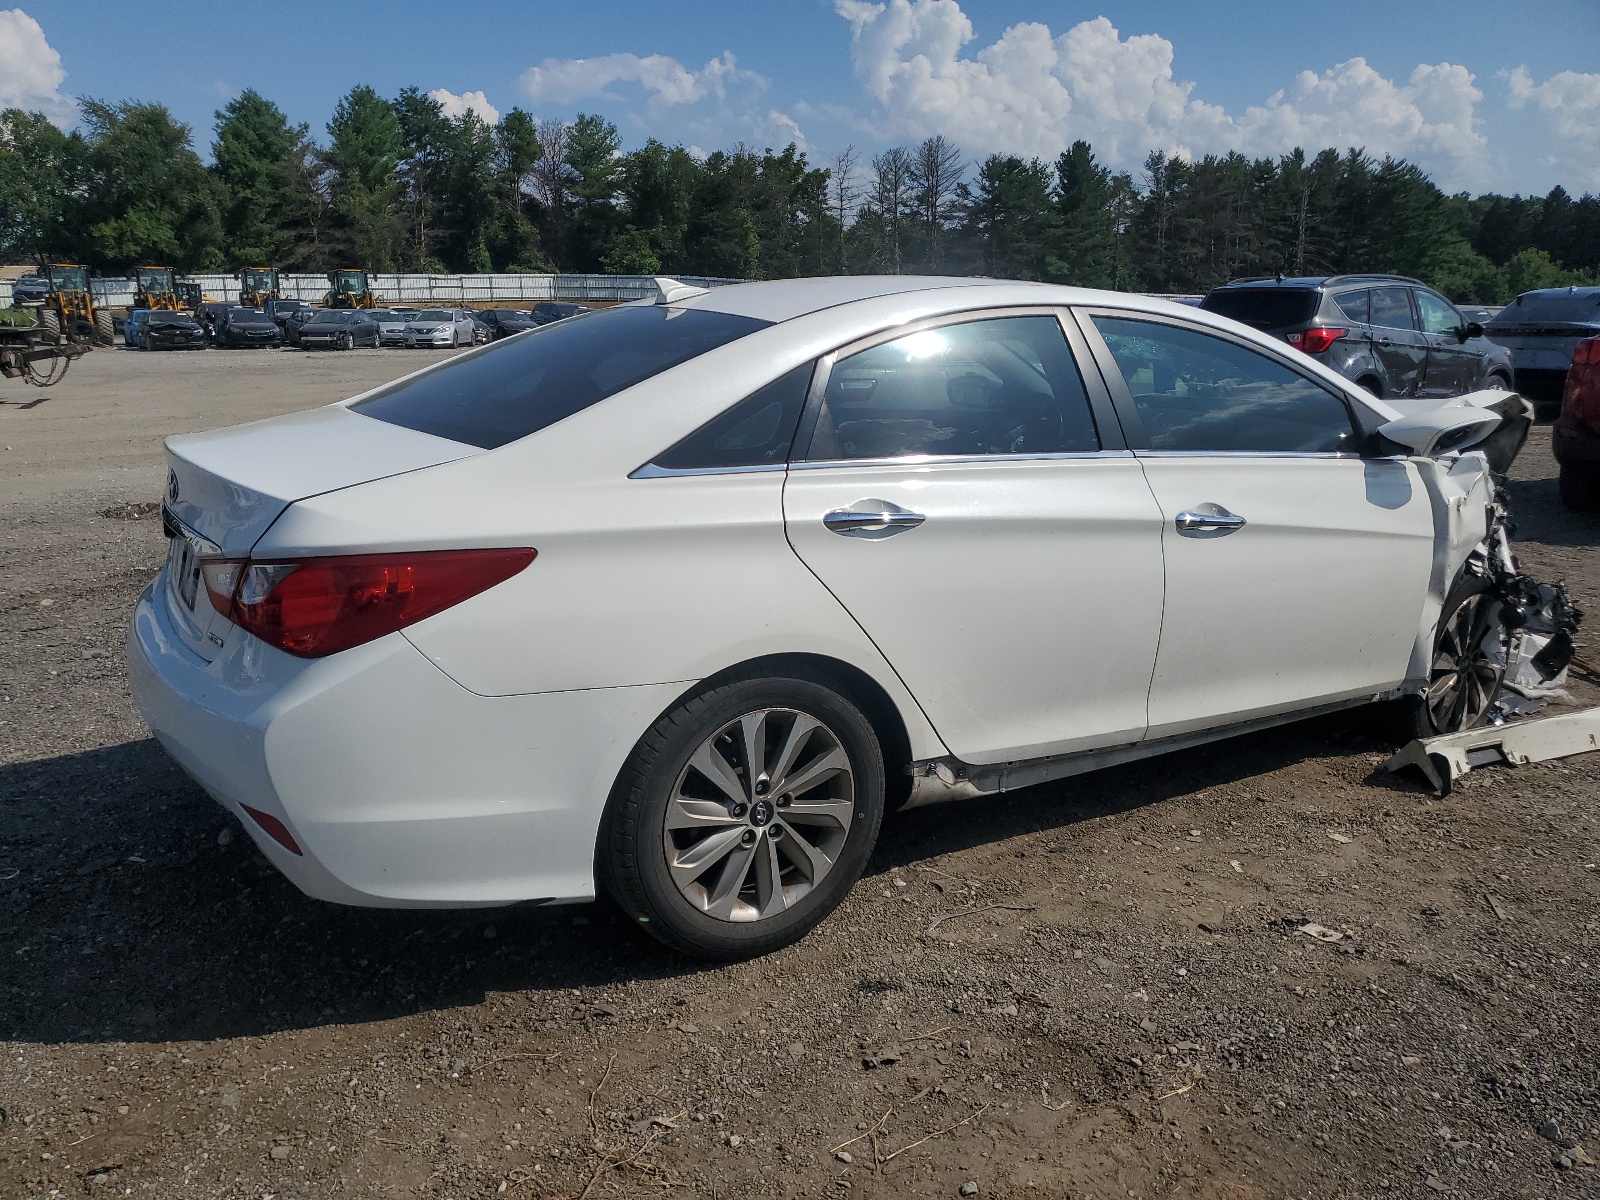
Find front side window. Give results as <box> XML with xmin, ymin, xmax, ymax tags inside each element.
<box><xmin>1415</xmin><ymin>290</ymin><xmax>1460</xmax><ymax>335</ymax></box>
<box><xmin>1092</xmin><ymin>316</ymin><xmax>1355</xmax><ymax>454</ymax></box>
<box><xmin>803</xmin><ymin>315</ymin><xmax>1099</xmax><ymax>461</ymax></box>
<box><xmin>1369</xmin><ymin>287</ymin><xmax>1416</xmax><ymax>331</ymax></box>
<box><xmin>354</xmin><ymin>305</ymin><xmax>770</xmax><ymax>449</ymax></box>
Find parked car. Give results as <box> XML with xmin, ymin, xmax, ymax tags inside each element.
<box><xmin>1554</xmin><ymin>336</ymin><xmax>1600</xmax><ymax>511</ymax></box>
<box><xmin>265</xmin><ymin>298</ymin><xmax>312</xmax><ymax>336</ymax></box>
<box><xmin>214</xmin><ymin>308</ymin><xmax>281</xmax><ymax>349</ymax></box>
<box><xmin>404</xmin><ymin>307</ymin><xmax>477</xmax><ymax>348</ymax></box>
<box><xmin>140</xmin><ymin>312</ymin><xmax>208</xmax><ymax>351</ymax></box>
<box><xmin>531</xmin><ymin>301</ymin><xmax>590</xmax><ymax>325</ymax></box>
<box><xmin>1201</xmin><ymin>274</ymin><xmax>1528</xmax><ymax>472</ymax></box>
<box><xmin>475</xmin><ymin>308</ymin><xmax>538</xmax><ymax>340</ymax></box>
<box><xmin>279</xmin><ymin>306</ymin><xmax>322</xmax><ymax>347</ymax></box>
<box><xmin>11</xmin><ymin>273</ymin><xmax>51</xmax><ymax>305</ymax></box>
<box><xmin>134</xmin><ymin>276</ymin><xmax>1528</xmax><ymax>959</ymax></box>
<box><xmin>372</xmin><ymin>309</ymin><xmax>411</xmax><ymax>347</ymax></box>
<box><xmin>1484</xmin><ymin>287</ymin><xmax>1600</xmax><ymax>412</ymax></box>
<box><xmin>123</xmin><ymin>308</ymin><xmax>151</xmax><ymax>348</ymax></box>
<box><xmin>296</xmin><ymin>309</ymin><xmax>380</xmax><ymax>350</ymax></box>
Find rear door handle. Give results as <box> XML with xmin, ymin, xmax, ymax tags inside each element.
<box><xmin>823</xmin><ymin>503</ymin><xmax>926</xmax><ymax>538</ymax></box>
<box><xmin>1174</xmin><ymin>507</ymin><xmax>1247</xmax><ymax>536</ymax></box>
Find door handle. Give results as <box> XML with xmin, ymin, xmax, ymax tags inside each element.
<box><xmin>823</xmin><ymin>504</ymin><xmax>926</xmax><ymax>538</ymax></box>
<box><xmin>1174</xmin><ymin>507</ymin><xmax>1247</xmax><ymax>536</ymax></box>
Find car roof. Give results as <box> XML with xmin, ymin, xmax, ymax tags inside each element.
<box><xmin>1210</xmin><ymin>274</ymin><xmax>1425</xmax><ymax>292</ymax></box>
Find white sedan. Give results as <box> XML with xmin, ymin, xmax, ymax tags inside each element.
<box><xmin>130</xmin><ymin>276</ymin><xmax>1517</xmax><ymax>959</ymax></box>
<box><xmin>403</xmin><ymin>307</ymin><xmax>477</xmax><ymax>349</ymax></box>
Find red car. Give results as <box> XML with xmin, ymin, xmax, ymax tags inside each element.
<box><xmin>1554</xmin><ymin>336</ymin><xmax>1600</xmax><ymax>511</ymax></box>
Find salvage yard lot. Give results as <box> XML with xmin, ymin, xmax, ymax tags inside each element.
<box><xmin>2</xmin><ymin>348</ymin><xmax>1599</xmax><ymax>1199</ymax></box>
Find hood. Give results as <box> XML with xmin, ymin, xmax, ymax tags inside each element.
<box><xmin>163</xmin><ymin>406</ymin><xmax>477</xmax><ymax>556</ymax></box>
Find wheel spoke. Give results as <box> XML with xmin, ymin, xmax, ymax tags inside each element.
<box><xmin>775</xmin><ymin>820</ymin><xmax>833</xmax><ymax>883</ymax></box>
<box><xmin>778</xmin><ymin>747</ymin><xmax>850</xmax><ymax>800</ymax></box>
<box><xmin>739</xmin><ymin>711</ymin><xmax>769</xmax><ymax>788</ymax></box>
<box><xmin>666</xmin><ymin>797</ymin><xmax>743</xmax><ymax>832</ymax></box>
<box><xmin>779</xmin><ymin>795</ymin><xmax>855</xmax><ymax>829</ymax></box>
<box><xmin>688</xmin><ymin>741</ymin><xmax>747</xmax><ymax>806</ymax></box>
<box><xmin>752</xmin><ymin>835</ymin><xmax>786</xmax><ymax>917</ymax></box>
<box><xmin>669</xmin><ymin>827</ymin><xmax>745</xmax><ymax>890</ymax></box>
<box><xmin>704</xmin><ymin>841</ymin><xmax>758</xmax><ymax>920</ymax></box>
<box><xmin>768</xmin><ymin>714</ymin><xmax>820</xmax><ymax>792</ymax></box>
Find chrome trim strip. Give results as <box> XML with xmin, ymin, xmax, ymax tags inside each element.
<box><xmin>629</xmin><ymin>461</ymin><xmax>786</xmax><ymax>479</ymax></box>
<box><xmin>790</xmin><ymin>449</ymin><xmax>1136</xmax><ymax>471</ymax></box>
<box><xmin>1133</xmin><ymin>450</ymin><xmax>1358</xmax><ymax>460</ymax></box>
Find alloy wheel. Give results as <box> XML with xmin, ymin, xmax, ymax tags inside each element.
<box><xmin>1425</xmin><ymin>591</ymin><xmax>1505</xmax><ymax>733</ymax></box>
<box><xmin>662</xmin><ymin>707</ymin><xmax>855</xmax><ymax>923</ymax></box>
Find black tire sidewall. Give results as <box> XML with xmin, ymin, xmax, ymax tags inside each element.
<box><xmin>607</xmin><ymin>672</ymin><xmax>885</xmax><ymax>959</ymax></box>
<box><xmin>1559</xmin><ymin>462</ymin><xmax>1600</xmax><ymax>513</ymax></box>
<box><xmin>1412</xmin><ymin>572</ymin><xmax>1505</xmax><ymax>739</ymax></box>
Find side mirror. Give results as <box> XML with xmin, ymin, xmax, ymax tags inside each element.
<box><xmin>1378</xmin><ymin>406</ymin><xmax>1501</xmax><ymax>458</ymax></box>
<box><xmin>1459</xmin><ymin>322</ymin><xmax>1484</xmax><ymax>342</ymax></box>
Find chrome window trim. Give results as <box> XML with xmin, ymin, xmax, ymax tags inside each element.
<box><xmin>1132</xmin><ymin>450</ymin><xmax>1360</xmax><ymax>461</ymax></box>
<box><xmin>629</xmin><ymin>461</ymin><xmax>788</xmax><ymax>479</ymax></box>
<box><xmin>790</xmin><ymin>449</ymin><xmax>1135</xmax><ymax>471</ymax></box>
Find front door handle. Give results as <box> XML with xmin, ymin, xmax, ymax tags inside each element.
<box><xmin>1174</xmin><ymin>507</ymin><xmax>1247</xmax><ymax>536</ymax></box>
<box><xmin>823</xmin><ymin>503</ymin><xmax>926</xmax><ymax>538</ymax></box>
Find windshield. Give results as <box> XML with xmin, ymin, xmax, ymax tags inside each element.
<box><xmin>149</xmin><ymin>314</ymin><xmax>195</xmax><ymax>327</ymax></box>
<box><xmin>333</xmin><ymin>272</ymin><xmax>366</xmax><ymax>291</ymax></box>
<box><xmin>49</xmin><ymin>267</ymin><xmax>88</xmax><ymax>290</ymax></box>
<box><xmin>1488</xmin><ymin>289</ymin><xmax>1600</xmax><ymax>329</ymax></box>
<box><xmin>136</xmin><ymin>269</ymin><xmax>172</xmax><ymax>291</ymax></box>
<box><xmin>231</xmin><ymin>312</ymin><xmax>273</xmax><ymax>325</ymax></box>
<box><xmin>1200</xmin><ymin>288</ymin><xmax>1320</xmax><ymax>330</ymax></box>
<box><xmin>416</xmin><ymin>309</ymin><xmax>452</xmax><ymax>321</ymax></box>
<box><xmin>353</xmin><ymin>306</ymin><xmax>771</xmax><ymax>449</ymax></box>
<box><xmin>307</xmin><ymin>311</ymin><xmax>349</xmax><ymax>325</ymax></box>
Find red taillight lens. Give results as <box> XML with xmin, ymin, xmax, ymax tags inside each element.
<box><xmin>1287</xmin><ymin>327</ymin><xmax>1345</xmax><ymax>355</ymax></box>
<box><xmin>1565</xmin><ymin>337</ymin><xmax>1600</xmax><ymax>428</ymax></box>
<box><xmin>240</xmin><ymin>805</ymin><xmax>303</xmax><ymax>855</ymax></box>
<box><xmin>1573</xmin><ymin>337</ymin><xmax>1600</xmax><ymax>367</ymax></box>
<box><xmin>202</xmin><ymin>548</ymin><xmax>535</xmax><ymax>657</ymax></box>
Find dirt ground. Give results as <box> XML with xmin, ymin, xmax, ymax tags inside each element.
<box><xmin>2</xmin><ymin>345</ymin><xmax>1598</xmax><ymax>1200</ymax></box>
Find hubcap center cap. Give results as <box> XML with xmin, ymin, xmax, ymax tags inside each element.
<box><xmin>749</xmin><ymin>799</ymin><xmax>774</xmax><ymax>828</ymax></box>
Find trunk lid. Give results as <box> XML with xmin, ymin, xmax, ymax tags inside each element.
<box><xmin>159</xmin><ymin>405</ymin><xmax>477</xmax><ymax>663</ymax></box>
<box><xmin>164</xmin><ymin>405</ymin><xmax>477</xmax><ymax>557</ymax></box>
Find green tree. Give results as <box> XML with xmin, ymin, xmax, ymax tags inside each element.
<box><xmin>393</xmin><ymin>87</ymin><xmax>452</xmax><ymax>268</ymax></box>
<box><xmin>75</xmin><ymin>99</ymin><xmax>222</xmax><ymax>270</ymax></box>
<box><xmin>960</xmin><ymin>155</ymin><xmax>1058</xmax><ymax>280</ymax></box>
<box><xmin>1048</xmin><ymin>140</ymin><xmax>1119</xmax><ymax>287</ymax></box>
<box><xmin>565</xmin><ymin>113</ymin><xmax>623</xmax><ymax>270</ymax></box>
<box><xmin>324</xmin><ymin>85</ymin><xmax>405</xmax><ymax>270</ymax></box>
<box><xmin>211</xmin><ymin>89</ymin><xmax>316</xmax><ymax>266</ymax></box>
<box><xmin>0</xmin><ymin>108</ymin><xmax>84</xmax><ymax>262</ymax></box>
<box><xmin>493</xmin><ymin>108</ymin><xmax>548</xmax><ymax>270</ymax></box>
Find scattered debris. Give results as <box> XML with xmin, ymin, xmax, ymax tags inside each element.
<box><xmin>1382</xmin><ymin>706</ymin><xmax>1600</xmax><ymax>794</ymax></box>
<box><xmin>1485</xmin><ymin>894</ymin><xmax>1515</xmax><ymax>922</ymax></box>
<box><xmin>1328</xmin><ymin>832</ymin><xmax>1352</xmax><ymax>844</ymax></box>
<box><xmin>925</xmin><ymin>903</ymin><xmax>1036</xmax><ymax>935</ymax></box>
<box><xmin>1298</xmin><ymin>923</ymin><xmax>1349</xmax><ymax>944</ymax></box>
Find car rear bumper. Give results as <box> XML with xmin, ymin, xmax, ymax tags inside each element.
<box><xmin>1553</xmin><ymin>425</ymin><xmax>1600</xmax><ymax>466</ymax></box>
<box><xmin>128</xmin><ymin>575</ymin><xmax>680</xmax><ymax>908</ymax></box>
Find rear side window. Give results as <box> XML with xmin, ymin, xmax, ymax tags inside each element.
<box><xmin>1092</xmin><ymin>316</ymin><xmax>1355</xmax><ymax>454</ymax></box>
<box><xmin>651</xmin><ymin>364</ymin><xmax>813</xmax><ymax>470</ymax></box>
<box><xmin>804</xmin><ymin>315</ymin><xmax>1099</xmax><ymax>461</ymax></box>
<box><xmin>353</xmin><ymin>306</ymin><xmax>770</xmax><ymax>449</ymax></box>
<box><xmin>1334</xmin><ymin>290</ymin><xmax>1371</xmax><ymax>323</ymax></box>
<box><xmin>1369</xmin><ymin>288</ymin><xmax>1416</xmax><ymax>331</ymax></box>
<box><xmin>1200</xmin><ymin>289</ymin><xmax>1320</xmax><ymax>330</ymax></box>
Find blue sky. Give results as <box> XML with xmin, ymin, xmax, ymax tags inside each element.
<box><xmin>6</xmin><ymin>1</ymin><xmax>1600</xmax><ymax>194</ymax></box>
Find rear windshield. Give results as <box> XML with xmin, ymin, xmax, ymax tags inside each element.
<box><xmin>1200</xmin><ymin>288</ymin><xmax>1320</xmax><ymax>330</ymax></box>
<box><xmin>1488</xmin><ymin>290</ymin><xmax>1600</xmax><ymax>330</ymax></box>
<box><xmin>352</xmin><ymin>305</ymin><xmax>770</xmax><ymax>449</ymax></box>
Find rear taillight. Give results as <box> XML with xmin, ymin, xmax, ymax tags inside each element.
<box><xmin>1287</xmin><ymin>327</ymin><xmax>1346</xmax><ymax>355</ymax></box>
<box><xmin>200</xmin><ymin>548</ymin><xmax>535</xmax><ymax>657</ymax></box>
<box><xmin>1565</xmin><ymin>337</ymin><xmax>1600</xmax><ymax>428</ymax></box>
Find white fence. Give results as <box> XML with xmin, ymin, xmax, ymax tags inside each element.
<box><xmin>74</xmin><ymin>272</ymin><xmax>741</xmax><ymax>308</ymax></box>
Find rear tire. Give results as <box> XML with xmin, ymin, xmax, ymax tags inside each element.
<box><xmin>1356</xmin><ymin>376</ymin><xmax>1383</xmax><ymax>398</ymax></box>
<box><xmin>1559</xmin><ymin>461</ymin><xmax>1600</xmax><ymax>513</ymax></box>
<box><xmin>94</xmin><ymin>311</ymin><xmax>115</xmax><ymax>345</ymax></box>
<box><xmin>602</xmin><ymin>669</ymin><xmax>885</xmax><ymax>960</ymax></box>
<box><xmin>340</xmin><ymin>332</ymin><xmax>353</xmax><ymax>351</ymax></box>
<box><xmin>1391</xmin><ymin>572</ymin><xmax>1507</xmax><ymax>742</ymax></box>
<box><xmin>37</xmin><ymin>308</ymin><xmax>60</xmax><ymax>339</ymax></box>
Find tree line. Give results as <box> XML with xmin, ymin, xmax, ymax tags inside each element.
<box><xmin>2</xmin><ymin>86</ymin><xmax>1598</xmax><ymax>303</ymax></box>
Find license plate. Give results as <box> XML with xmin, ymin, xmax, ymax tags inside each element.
<box><xmin>168</xmin><ymin>535</ymin><xmax>201</xmax><ymax>611</ymax></box>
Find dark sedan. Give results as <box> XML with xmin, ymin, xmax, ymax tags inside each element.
<box><xmin>296</xmin><ymin>309</ymin><xmax>381</xmax><ymax>350</ymax></box>
<box><xmin>531</xmin><ymin>301</ymin><xmax>591</xmax><ymax>325</ymax></box>
<box><xmin>141</xmin><ymin>312</ymin><xmax>208</xmax><ymax>351</ymax></box>
<box><xmin>11</xmin><ymin>274</ymin><xmax>51</xmax><ymax>305</ymax></box>
<box><xmin>1486</xmin><ymin>287</ymin><xmax>1600</xmax><ymax>411</ymax></box>
<box><xmin>214</xmin><ymin>308</ymin><xmax>281</xmax><ymax>349</ymax></box>
<box><xmin>476</xmin><ymin>308</ymin><xmax>539</xmax><ymax>340</ymax></box>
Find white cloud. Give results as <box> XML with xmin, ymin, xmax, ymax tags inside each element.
<box><xmin>428</xmin><ymin>87</ymin><xmax>500</xmax><ymax>124</ymax></box>
<box><xmin>520</xmin><ymin>50</ymin><xmax>761</xmax><ymax>108</ymax></box>
<box><xmin>1505</xmin><ymin>65</ymin><xmax>1600</xmax><ymax>189</ymax></box>
<box><xmin>833</xmin><ymin>0</ymin><xmax>1487</xmax><ymax>187</ymax></box>
<box><xmin>0</xmin><ymin>8</ymin><xmax>74</xmax><ymax>124</ymax></box>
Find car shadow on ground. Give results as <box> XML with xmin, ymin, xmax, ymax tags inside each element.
<box><xmin>0</xmin><ymin>714</ymin><xmax>1384</xmax><ymax>1047</ymax></box>
<box><xmin>1501</xmin><ymin>475</ymin><xmax>1600</xmax><ymax>550</ymax></box>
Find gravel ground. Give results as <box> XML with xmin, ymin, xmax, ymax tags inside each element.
<box><xmin>2</xmin><ymin>347</ymin><xmax>1598</xmax><ymax>1200</ymax></box>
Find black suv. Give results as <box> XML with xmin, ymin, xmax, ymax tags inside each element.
<box><xmin>1201</xmin><ymin>274</ymin><xmax>1514</xmax><ymax>401</ymax></box>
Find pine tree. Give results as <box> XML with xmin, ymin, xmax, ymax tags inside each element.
<box><xmin>211</xmin><ymin>89</ymin><xmax>315</xmax><ymax>266</ymax></box>
<box><xmin>324</xmin><ymin>85</ymin><xmax>405</xmax><ymax>270</ymax></box>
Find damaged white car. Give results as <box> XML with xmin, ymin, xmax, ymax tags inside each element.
<box><xmin>129</xmin><ymin>276</ymin><xmax>1561</xmax><ymax>960</ymax></box>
